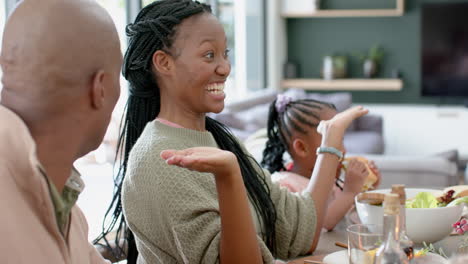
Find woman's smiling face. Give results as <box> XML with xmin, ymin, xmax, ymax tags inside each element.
<box><xmin>164</xmin><ymin>13</ymin><xmax>231</xmax><ymax>115</ymax></box>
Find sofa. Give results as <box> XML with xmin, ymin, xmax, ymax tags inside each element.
<box><xmin>211</xmin><ymin>89</ymin><xmax>385</xmax><ymax>154</ymax></box>
<box><xmin>365</xmin><ymin>152</ymin><xmax>459</xmax><ymax>188</ymax></box>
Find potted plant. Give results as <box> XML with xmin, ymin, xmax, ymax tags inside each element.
<box><xmin>354</xmin><ymin>45</ymin><xmax>385</xmax><ymax>78</ymax></box>
<box><xmin>321</xmin><ymin>54</ymin><xmax>348</xmax><ymax>80</ymax></box>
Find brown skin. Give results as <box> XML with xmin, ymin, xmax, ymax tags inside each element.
<box><xmin>288</xmin><ymin>108</ymin><xmax>338</xmax><ymax>178</ymax></box>
<box><xmin>0</xmin><ymin>0</ymin><xmax>122</xmax><ymax>192</ymax></box>
<box><xmin>156</xmin><ymin>13</ymin><xmax>230</xmax><ymax>131</ymax></box>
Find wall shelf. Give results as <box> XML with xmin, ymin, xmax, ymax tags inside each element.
<box><xmin>282</xmin><ymin>0</ymin><xmax>404</xmax><ymax>18</ymax></box>
<box><xmin>281</xmin><ymin>79</ymin><xmax>403</xmax><ymax>91</ymax></box>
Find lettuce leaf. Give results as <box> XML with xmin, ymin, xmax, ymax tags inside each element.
<box><xmin>447</xmin><ymin>196</ymin><xmax>468</xmax><ymax>207</ymax></box>
<box><xmin>405</xmin><ymin>192</ymin><xmax>439</xmax><ymax>208</ymax></box>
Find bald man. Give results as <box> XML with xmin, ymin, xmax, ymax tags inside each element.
<box><xmin>0</xmin><ymin>0</ymin><xmax>121</xmax><ymax>263</ymax></box>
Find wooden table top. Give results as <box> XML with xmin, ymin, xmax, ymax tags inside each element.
<box><xmin>286</xmin><ymin>224</ymin><xmax>348</xmax><ymax>264</ymax></box>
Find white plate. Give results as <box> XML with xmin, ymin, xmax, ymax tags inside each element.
<box><xmin>322</xmin><ymin>250</ymin><xmax>447</xmax><ymax>264</ymax></box>
<box><xmin>323</xmin><ymin>250</ymin><xmax>348</xmax><ymax>264</ymax></box>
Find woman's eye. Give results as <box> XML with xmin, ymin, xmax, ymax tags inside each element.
<box><xmin>224</xmin><ymin>49</ymin><xmax>231</xmax><ymax>58</ymax></box>
<box><xmin>204</xmin><ymin>52</ymin><xmax>214</xmax><ymax>59</ymax></box>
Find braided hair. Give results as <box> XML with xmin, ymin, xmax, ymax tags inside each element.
<box><xmin>95</xmin><ymin>1</ymin><xmax>277</xmax><ymax>262</ymax></box>
<box><xmin>261</xmin><ymin>97</ymin><xmax>337</xmax><ymax>174</ymax></box>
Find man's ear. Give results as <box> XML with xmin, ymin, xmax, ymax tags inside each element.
<box><xmin>292</xmin><ymin>138</ymin><xmax>309</xmax><ymax>158</ymax></box>
<box><xmin>90</xmin><ymin>69</ymin><xmax>106</xmax><ymax>109</ymax></box>
<box><xmin>152</xmin><ymin>50</ymin><xmax>172</xmax><ymax>76</ymax></box>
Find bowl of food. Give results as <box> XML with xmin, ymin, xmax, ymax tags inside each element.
<box><xmin>355</xmin><ymin>187</ymin><xmax>466</xmax><ymax>244</ymax></box>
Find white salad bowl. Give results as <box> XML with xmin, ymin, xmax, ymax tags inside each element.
<box><xmin>355</xmin><ymin>188</ymin><xmax>464</xmax><ymax>244</ymax></box>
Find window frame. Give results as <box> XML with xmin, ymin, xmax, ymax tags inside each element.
<box><xmin>221</xmin><ymin>0</ymin><xmax>271</xmax><ymax>104</ymax></box>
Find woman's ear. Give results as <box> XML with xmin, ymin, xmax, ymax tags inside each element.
<box><xmin>292</xmin><ymin>138</ymin><xmax>309</xmax><ymax>158</ymax></box>
<box><xmin>152</xmin><ymin>50</ymin><xmax>172</xmax><ymax>76</ymax></box>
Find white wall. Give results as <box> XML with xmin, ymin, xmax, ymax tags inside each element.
<box><xmin>361</xmin><ymin>104</ymin><xmax>468</xmax><ymax>158</ymax></box>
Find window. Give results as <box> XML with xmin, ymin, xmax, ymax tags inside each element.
<box><xmin>230</xmin><ymin>0</ymin><xmax>267</xmax><ymax>102</ymax></box>
<box><xmin>77</xmin><ymin>0</ymin><xmax>128</xmax><ymax>240</ymax></box>
<box><xmin>212</xmin><ymin>0</ymin><xmax>268</xmax><ymax>102</ymax></box>
<box><xmin>96</xmin><ymin>0</ymin><xmax>128</xmax><ymax>111</ymax></box>
<box><xmin>87</xmin><ymin>0</ymin><xmax>128</xmax><ymax>165</ymax></box>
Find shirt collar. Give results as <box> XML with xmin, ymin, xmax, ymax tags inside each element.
<box><xmin>37</xmin><ymin>164</ymin><xmax>85</xmax><ymax>194</ymax></box>
<box><xmin>64</xmin><ymin>168</ymin><xmax>85</xmax><ymax>193</ymax></box>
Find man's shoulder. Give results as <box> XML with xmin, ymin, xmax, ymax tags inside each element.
<box><xmin>0</xmin><ymin>105</ymin><xmax>32</xmax><ymax>136</ymax></box>
<box><xmin>0</xmin><ymin>104</ymin><xmax>25</xmax><ymax>128</ymax></box>
<box><xmin>0</xmin><ymin>105</ymin><xmax>36</xmax><ymax>164</ymax></box>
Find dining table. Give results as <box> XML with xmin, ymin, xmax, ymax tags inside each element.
<box><xmin>287</xmin><ymin>227</ymin><xmax>347</xmax><ymax>264</ymax></box>
<box><xmin>286</xmin><ymin>209</ymin><xmax>467</xmax><ymax>264</ymax></box>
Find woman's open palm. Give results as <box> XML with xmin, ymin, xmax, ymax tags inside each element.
<box><xmin>161</xmin><ymin>147</ymin><xmax>240</xmax><ymax>177</ymax></box>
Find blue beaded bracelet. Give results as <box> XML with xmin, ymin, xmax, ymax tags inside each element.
<box><xmin>316</xmin><ymin>146</ymin><xmax>344</xmax><ymax>161</ymax></box>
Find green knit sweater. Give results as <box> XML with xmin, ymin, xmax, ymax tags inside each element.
<box><xmin>122</xmin><ymin>121</ymin><xmax>316</xmax><ymax>263</ymax></box>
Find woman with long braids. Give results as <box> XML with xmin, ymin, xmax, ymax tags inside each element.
<box><xmin>98</xmin><ymin>0</ymin><xmax>368</xmax><ymax>263</ymax></box>
<box><xmin>261</xmin><ymin>94</ymin><xmax>381</xmax><ymax>231</ymax></box>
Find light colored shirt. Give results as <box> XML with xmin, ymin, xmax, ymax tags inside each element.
<box><xmin>0</xmin><ymin>105</ymin><xmax>109</xmax><ymax>264</ymax></box>
<box><xmin>122</xmin><ymin>120</ymin><xmax>317</xmax><ymax>263</ymax></box>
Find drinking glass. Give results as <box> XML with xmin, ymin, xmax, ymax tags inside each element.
<box><xmin>347</xmin><ymin>224</ymin><xmax>383</xmax><ymax>264</ymax></box>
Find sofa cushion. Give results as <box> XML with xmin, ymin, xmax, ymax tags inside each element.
<box><xmin>283</xmin><ymin>89</ymin><xmax>356</xmax><ymax>131</ymax></box>
<box><xmin>354</xmin><ymin>114</ymin><xmax>383</xmax><ymax>134</ymax></box>
<box><xmin>363</xmin><ymin>153</ymin><xmax>459</xmax><ymax>188</ymax></box>
<box><xmin>236</xmin><ymin>103</ymin><xmax>271</xmax><ymax>133</ymax></box>
<box><xmin>344</xmin><ymin>131</ymin><xmax>384</xmax><ymax>154</ymax></box>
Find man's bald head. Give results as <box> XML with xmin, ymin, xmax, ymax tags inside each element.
<box><xmin>1</xmin><ymin>0</ymin><xmax>121</xmax><ymax>110</ymax></box>
<box><xmin>0</xmin><ymin>0</ymin><xmax>122</xmax><ymax>157</ymax></box>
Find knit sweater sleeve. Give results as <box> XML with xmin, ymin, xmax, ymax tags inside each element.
<box><xmin>123</xmin><ymin>140</ymin><xmax>219</xmax><ymax>263</ymax></box>
<box><xmin>243</xmin><ymin>150</ymin><xmax>316</xmax><ymax>260</ymax></box>
<box><xmin>122</xmin><ymin>124</ymin><xmax>276</xmax><ymax>264</ymax></box>
<box><xmin>265</xmin><ymin>167</ymin><xmax>316</xmax><ymax>260</ymax></box>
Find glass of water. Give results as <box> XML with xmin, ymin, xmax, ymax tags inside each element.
<box><xmin>347</xmin><ymin>224</ymin><xmax>383</xmax><ymax>264</ymax></box>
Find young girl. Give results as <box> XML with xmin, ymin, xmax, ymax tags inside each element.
<box><xmin>261</xmin><ymin>94</ymin><xmax>381</xmax><ymax>231</ymax></box>
<box><xmin>98</xmin><ymin>1</ymin><xmax>369</xmax><ymax>263</ymax></box>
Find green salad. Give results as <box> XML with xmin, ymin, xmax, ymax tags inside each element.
<box><xmin>405</xmin><ymin>191</ymin><xmax>468</xmax><ymax>209</ymax></box>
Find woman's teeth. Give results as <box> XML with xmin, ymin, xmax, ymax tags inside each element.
<box><xmin>206</xmin><ymin>83</ymin><xmax>224</xmax><ymax>95</ymax></box>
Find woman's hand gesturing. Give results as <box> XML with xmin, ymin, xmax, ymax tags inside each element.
<box><xmin>161</xmin><ymin>147</ymin><xmax>241</xmax><ymax>179</ymax></box>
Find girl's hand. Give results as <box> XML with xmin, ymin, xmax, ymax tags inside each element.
<box><xmin>317</xmin><ymin>106</ymin><xmax>368</xmax><ymax>148</ymax></box>
<box><xmin>343</xmin><ymin>158</ymin><xmax>368</xmax><ymax>194</ymax></box>
<box><xmin>368</xmin><ymin>160</ymin><xmax>382</xmax><ymax>190</ymax></box>
<box><xmin>161</xmin><ymin>147</ymin><xmax>241</xmax><ymax>179</ymax></box>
